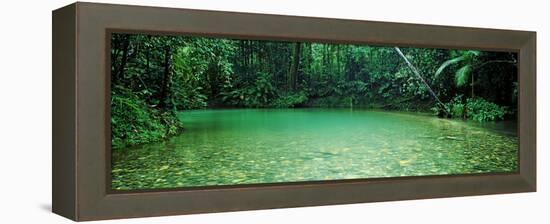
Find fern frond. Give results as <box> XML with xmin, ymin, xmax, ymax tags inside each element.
<box><xmin>455</xmin><ymin>65</ymin><xmax>471</xmax><ymax>87</ymax></box>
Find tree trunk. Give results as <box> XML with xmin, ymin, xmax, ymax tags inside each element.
<box><xmin>471</xmin><ymin>72</ymin><xmax>475</xmax><ymax>98</ymax></box>
<box><xmin>158</xmin><ymin>47</ymin><xmax>172</xmax><ymax>109</ymax></box>
<box><xmin>307</xmin><ymin>43</ymin><xmax>313</xmax><ymax>77</ymax></box>
<box><xmin>111</xmin><ymin>36</ymin><xmax>121</xmax><ymax>79</ymax></box>
<box><xmin>289</xmin><ymin>42</ymin><xmax>302</xmax><ymax>90</ymax></box>
<box><xmin>115</xmin><ymin>36</ymin><xmax>130</xmax><ymax>80</ymax></box>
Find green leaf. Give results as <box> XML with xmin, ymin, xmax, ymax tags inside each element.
<box><xmin>435</xmin><ymin>55</ymin><xmax>466</xmax><ymax>77</ymax></box>
<box><xmin>455</xmin><ymin>65</ymin><xmax>471</xmax><ymax>87</ymax></box>
<box><xmin>467</xmin><ymin>50</ymin><xmax>481</xmax><ymax>57</ymax></box>
<box><xmin>159</xmin><ymin>165</ymin><xmax>170</xmax><ymax>171</ymax></box>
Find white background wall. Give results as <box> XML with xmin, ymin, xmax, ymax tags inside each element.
<box><xmin>0</xmin><ymin>0</ymin><xmax>546</xmax><ymax>223</ymax></box>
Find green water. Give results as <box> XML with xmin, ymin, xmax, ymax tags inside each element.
<box><xmin>111</xmin><ymin>109</ymin><xmax>518</xmax><ymax>190</ymax></box>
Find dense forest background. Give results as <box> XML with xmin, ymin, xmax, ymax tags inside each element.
<box><xmin>110</xmin><ymin>33</ymin><xmax>518</xmax><ymax>149</ymax></box>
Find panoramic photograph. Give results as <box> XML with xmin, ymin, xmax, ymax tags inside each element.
<box><xmin>110</xmin><ymin>33</ymin><xmax>518</xmax><ymax>190</ymax></box>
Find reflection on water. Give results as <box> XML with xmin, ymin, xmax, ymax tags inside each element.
<box><xmin>111</xmin><ymin>109</ymin><xmax>518</xmax><ymax>190</ymax></box>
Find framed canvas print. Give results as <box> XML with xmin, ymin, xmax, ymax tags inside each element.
<box><xmin>52</xmin><ymin>2</ymin><xmax>536</xmax><ymax>221</ymax></box>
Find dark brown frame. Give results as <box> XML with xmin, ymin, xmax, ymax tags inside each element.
<box><xmin>53</xmin><ymin>2</ymin><xmax>536</xmax><ymax>221</ymax></box>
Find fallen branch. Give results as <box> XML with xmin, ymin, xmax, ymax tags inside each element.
<box><xmin>394</xmin><ymin>47</ymin><xmax>450</xmax><ymax>115</ymax></box>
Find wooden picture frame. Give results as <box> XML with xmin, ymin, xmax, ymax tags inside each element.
<box><xmin>52</xmin><ymin>2</ymin><xmax>536</xmax><ymax>221</ymax></box>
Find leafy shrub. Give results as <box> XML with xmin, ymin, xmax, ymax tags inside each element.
<box><xmin>466</xmin><ymin>98</ymin><xmax>508</xmax><ymax>122</ymax></box>
<box><xmin>443</xmin><ymin>94</ymin><xmax>466</xmax><ymax>118</ymax></box>
<box><xmin>221</xmin><ymin>72</ymin><xmax>276</xmax><ymax>107</ymax></box>
<box><xmin>111</xmin><ymin>86</ymin><xmax>182</xmax><ymax>149</ymax></box>
<box><xmin>307</xmin><ymin>80</ymin><xmax>370</xmax><ymax>108</ymax></box>
<box><xmin>442</xmin><ymin>95</ymin><xmax>507</xmax><ymax>122</ymax></box>
<box><xmin>172</xmin><ymin>85</ymin><xmax>208</xmax><ymax>110</ymax></box>
<box><xmin>271</xmin><ymin>92</ymin><xmax>308</xmax><ymax>108</ymax></box>
<box><xmin>307</xmin><ymin>96</ymin><xmax>362</xmax><ymax>108</ymax></box>
<box><xmin>335</xmin><ymin>80</ymin><xmax>368</xmax><ymax>97</ymax></box>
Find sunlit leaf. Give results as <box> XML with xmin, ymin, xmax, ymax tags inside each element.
<box><xmin>435</xmin><ymin>55</ymin><xmax>466</xmax><ymax>77</ymax></box>
<box><xmin>455</xmin><ymin>65</ymin><xmax>471</xmax><ymax>87</ymax></box>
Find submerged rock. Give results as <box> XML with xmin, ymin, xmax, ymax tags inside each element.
<box><xmin>437</xmin><ymin>136</ymin><xmax>465</xmax><ymax>141</ymax></box>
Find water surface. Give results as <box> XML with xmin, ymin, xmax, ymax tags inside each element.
<box><xmin>112</xmin><ymin>109</ymin><xmax>518</xmax><ymax>190</ymax></box>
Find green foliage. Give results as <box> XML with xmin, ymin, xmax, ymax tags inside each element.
<box><xmin>170</xmin><ymin>39</ymin><xmax>235</xmax><ymax>109</ymax></box>
<box><xmin>443</xmin><ymin>95</ymin><xmax>466</xmax><ymax>118</ymax></box>
<box><xmin>336</xmin><ymin>80</ymin><xmax>368</xmax><ymax>96</ymax></box>
<box><xmin>455</xmin><ymin>65</ymin><xmax>471</xmax><ymax>87</ymax></box>
<box><xmin>171</xmin><ymin>85</ymin><xmax>208</xmax><ymax>109</ymax></box>
<box><xmin>466</xmin><ymin>98</ymin><xmax>508</xmax><ymax>122</ymax></box>
<box><xmin>435</xmin><ymin>50</ymin><xmax>480</xmax><ymax>76</ymax></box>
<box><xmin>111</xmin><ymin>86</ymin><xmax>182</xmax><ymax>149</ymax></box>
<box><xmin>435</xmin><ymin>55</ymin><xmax>466</xmax><ymax>76</ymax></box>
<box><xmin>435</xmin><ymin>50</ymin><xmax>481</xmax><ymax>89</ymax></box>
<box><xmin>442</xmin><ymin>95</ymin><xmax>508</xmax><ymax>122</ymax></box>
<box><xmin>271</xmin><ymin>92</ymin><xmax>308</xmax><ymax>108</ymax></box>
<box><xmin>111</xmin><ymin>33</ymin><xmax>518</xmax><ymax>149</ymax></box>
<box><xmin>221</xmin><ymin>72</ymin><xmax>276</xmax><ymax>107</ymax></box>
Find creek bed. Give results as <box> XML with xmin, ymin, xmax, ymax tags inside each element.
<box><xmin>112</xmin><ymin>108</ymin><xmax>518</xmax><ymax>190</ymax></box>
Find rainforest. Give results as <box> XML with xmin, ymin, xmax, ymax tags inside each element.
<box><xmin>110</xmin><ymin>33</ymin><xmax>518</xmax><ymax>190</ymax></box>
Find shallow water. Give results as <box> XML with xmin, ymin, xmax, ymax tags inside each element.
<box><xmin>111</xmin><ymin>109</ymin><xmax>518</xmax><ymax>190</ymax></box>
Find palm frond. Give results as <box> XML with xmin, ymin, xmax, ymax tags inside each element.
<box><xmin>435</xmin><ymin>55</ymin><xmax>466</xmax><ymax>77</ymax></box>
<box><xmin>455</xmin><ymin>65</ymin><xmax>471</xmax><ymax>87</ymax></box>
<box><xmin>467</xmin><ymin>50</ymin><xmax>481</xmax><ymax>56</ymax></box>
